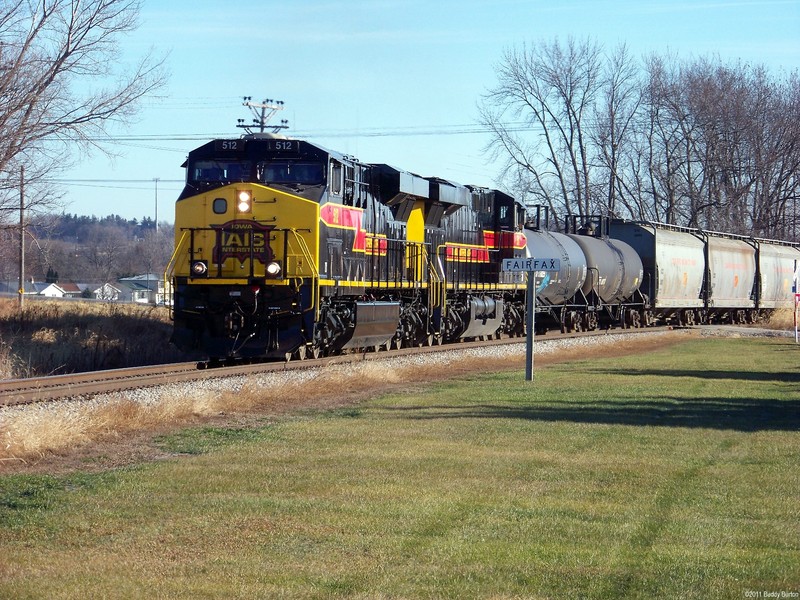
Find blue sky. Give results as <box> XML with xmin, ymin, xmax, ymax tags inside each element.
<box><xmin>58</xmin><ymin>0</ymin><xmax>800</xmax><ymax>222</ymax></box>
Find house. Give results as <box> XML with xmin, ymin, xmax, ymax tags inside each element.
<box><xmin>118</xmin><ymin>274</ymin><xmax>170</xmax><ymax>305</ymax></box>
<box><xmin>118</xmin><ymin>279</ymin><xmax>152</xmax><ymax>303</ymax></box>
<box><xmin>0</xmin><ymin>276</ymin><xmax>171</xmax><ymax>305</ymax></box>
<box><xmin>39</xmin><ymin>283</ymin><xmax>67</xmax><ymax>298</ymax></box>
<box><xmin>93</xmin><ymin>282</ymin><xmax>124</xmax><ymax>301</ymax></box>
<box><xmin>0</xmin><ymin>280</ymin><xmax>52</xmax><ymax>296</ymax></box>
<box><xmin>57</xmin><ymin>282</ymin><xmax>86</xmax><ymax>299</ymax></box>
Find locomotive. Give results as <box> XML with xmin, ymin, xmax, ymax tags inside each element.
<box><xmin>168</xmin><ymin>134</ymin><xmax>529</xmax><ymax>360</ymax></box>
<box><xmin>167</xmin><ymin>133</ymin><xmax>800</xmax><ymax>361</ymax></box>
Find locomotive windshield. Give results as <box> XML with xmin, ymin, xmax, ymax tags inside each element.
<box><xmin>192</xmin><ymin>160</ymin><xmax>252</xmax><ymax>182</ymax></box>
<box><xmin>259</xmin><ymin>161</ymin><xmax>324</xmax><ymax>185</ymax></box>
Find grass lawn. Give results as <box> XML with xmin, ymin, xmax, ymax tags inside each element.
<box><xmin>1</xmin><ymin>336</ymin><xmax>798</xmax><ymax>599</ymax></box>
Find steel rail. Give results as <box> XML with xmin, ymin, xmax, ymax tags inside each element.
<box><xmin>0</xmin><ymin>327</ymin><xmax>669</xmax><ymax>407</ymax></box>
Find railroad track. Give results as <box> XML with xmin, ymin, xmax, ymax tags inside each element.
<box><xmin>0</xmin><ymin>327</ymin><xmax>678</xmax><ymax>407</ymax></box>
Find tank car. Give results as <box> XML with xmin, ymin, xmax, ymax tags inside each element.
<box><xmin>167</xmin><ymin>134</ymin><xmax>530</xmax><ymax>361</ymax></box>
<box><xmin>522</xmin><ymin>211</ymin><xmax>644</xmax><ymax>333</ymax></box>
<box><xmin>524</xmin><ymin>207</ymin><xmax>586</xmax><ymax>333</ymax></box>
<box><xmin>566</xmin><ymin>216</ymin><xmax>643</xmax><ymax>330</ymax></box>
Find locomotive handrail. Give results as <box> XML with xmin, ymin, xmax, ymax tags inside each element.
<box><xmin>426</xmin><ymin>245</ymin><xmax>446</xmax><ymax>319</ymax></box>
<box><xmin>435</xmin><ymin>243</ymin><xmax>503</xmax><ymax>291</ymax></box>
<box><xmin>286</xmin><ymin>227</ymin><xmax>320</xmax><ymax>319</ymax></box>
<box><xmin>164</xmin><ymin>230</ymin><xmax>190</xmax><ymax>310</ymax></box>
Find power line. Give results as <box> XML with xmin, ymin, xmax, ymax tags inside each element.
<box><xmin>40</xmin><ymin>179</ymin><xmax>184</xmax><ymax>192</ymax></box>
<box><xmin>38</xmin><ymin>122</ymin><xmax>536</xmax><ymax>144</ymax></box>
<box><xmin>47</xmin><ymin>179</ymin><xmax>184</xmax><ymax>183</ymax></box>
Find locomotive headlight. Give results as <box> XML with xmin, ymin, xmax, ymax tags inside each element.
<box><xmin>236</xmin><ymin>190</ymin><xmax>252</xmax><ymax>213</ymax></box>
<box><xmin>266</xmin><ymin>261</ymin><xmax>282</xmax><ymax>277</ymax></box>
<box><xmin>190</xmin><ymin>260</ymin><xmax>208</xmax><ymax>277</ymax></box>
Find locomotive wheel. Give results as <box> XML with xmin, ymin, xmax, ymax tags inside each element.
<box><xmin>565</xmin><ymin>311</ymin><xmax>580</xmax><ymax>333</ymax></box>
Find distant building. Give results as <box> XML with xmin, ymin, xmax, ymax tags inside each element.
<box><xmin>118</xmin><ymin>274</ymin><xmax>170</xmax><ymax>305</ymax></box>
<box><xmin>0</xmin><ymin>275</ymin><xmax>170</xmax><ymax>305</ymax></box>
<box><xmin>56</xmin><ymin>282</ymin><xmax>85</xmax><ymax>299</ymax></box>
<box><xmin>0</xmin><ymin>280</ymin><xmax>48</xmax><ymax>296</ymax></box>
<box><xmin>39</xmin><ymin>283</ymin><xmax>67</xmax><ymax>298</ymax></box>
<box><xmin>93</xmin><ymin>282</ymin><xmax>124</xmax><ymax>302</ymax></box>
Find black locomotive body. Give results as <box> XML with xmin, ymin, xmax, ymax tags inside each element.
<box><xmin>169</xmin><ymin>135</ymin><xmax>529</xmax><ymax>360</ymax></box>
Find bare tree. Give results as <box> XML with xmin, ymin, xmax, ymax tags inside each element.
<box><xmin>640</xmin><ymin>57</ymin><xmax>800</xmax><ymax>236</ymax></box>
<box><xmin>483</xmin><ymin>38</ymin><xmax>800</xmax><ymax>236</ymax></box>
<box><xmin>479</xmin><ymin>37</ymin><xmax>603</xmax><ymax>222</ymax></box>
<box><xmin>0</xmin><ymin>0</ymin><xmax>166</xmax><ymax>218</ymax></box>
<box><xmin>592</xmin><ymin>43</ymin><xmax>642</xmax><ymax>219</ymax></box>
<box><xmin>81</xmin><ymin>222</ymin><xmax>131</xmax><ymax>283</ymax></box>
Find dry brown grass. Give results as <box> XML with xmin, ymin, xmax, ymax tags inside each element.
<box><xmin>0</xmin><ymin>298</ymin><xmax>196</xmax><ymax>378</ymax></box>
<box><xmin>766</xmin><ymin>307</ymin><xmax>797</xmax><ymax>330</ymax></box>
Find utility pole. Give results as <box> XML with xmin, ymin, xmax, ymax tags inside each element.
<box><xmin>236</xmin><ymin>97</ymin><xmax>289</xmax><ymax>134</ymax></box>
<box><xmin>18</xmin><ymin>167</ymin><xmax>25</xmax><ymax>309</ymax></box>
<box><xmin>153</xmin><ymin>177</ymin><xmax>160</xmax><ymax>232</ymax></box>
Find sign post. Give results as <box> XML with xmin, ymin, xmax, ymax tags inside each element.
<box><xmin>794</xmin><ymin>259</ymin><xmax>799</xmax><ymax>344</ymax></box>
<box><xmin>503</xmin><ymin>257</ymin><xmax>561</xmax><ymax>381</ymax></box>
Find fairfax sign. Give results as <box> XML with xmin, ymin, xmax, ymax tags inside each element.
<box><xmin>502</xmin><ymin>257</ymin><xmax>561</xmax><ymax>272</ymax></box>
<box><xmin>501</xmin><ymin>256</ymin><xmax>561</xmax><ymax>382</ymax></box>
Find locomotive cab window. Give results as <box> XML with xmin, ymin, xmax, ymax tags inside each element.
<box><xmin>343</xmin><ymin>164</ymin><xmax>355</xmax><ymax>206</ymax></box>
<box><xmin>192</xmin><ymin>160</ymin><xmax>251</xmax><ymax>182</ymax></box>
<box><xmin>499</xmin><ymin>205</ymin><xmax>510</xmax><ymax>227</ymax></box>
<box><xmin>330</xmin><ymin>160</ymin><xmax>343</xmax><ymax>196</ymax></box>
<box><xmin>496</xmin><ymin>200</ymin><xmax>515</xmax><ymax>229</ymax></box>
<box><xmin>259</xmin><ymin>162</ymin><xmax>324</xmax><ymax>185</ymax></box>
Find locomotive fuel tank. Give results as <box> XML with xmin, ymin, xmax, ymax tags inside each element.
<box><xmin>609</xmin><ymin>221</ymin><xmax>705</xmax><ymax>308</ymax></box>
<box><xmin>706</xmin><ymin>234</ymin><xmax>756</xmax><ymax>309</ymax></box>
<box><xmin>523</xmin><ymin>229</ymin><xmax>587</xmax><ymax>304</ymax></box>
<box><xmin>756</xmin><ymin>241</ymin><xmax>800</xmax><ymax>309</ymax></box>
<box><xmin>567</xmin><ymin>233</ymin><xmax>642</xmax><ymax>304</ymax></box>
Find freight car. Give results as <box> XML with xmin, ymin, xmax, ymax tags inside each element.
<box><xmin>522</xmin><ymin>210</ymin><xmax>645</xmax><ymax>333</ymax></box>
<box><xmin>166</xmin><ymin>133</ymin><xmax>799</xmax><ymax>361</ymax></box>
<box><xmin>608</xmin><ymin>220</ymin><xmax>800</xmax><ymax>326</ymax></box>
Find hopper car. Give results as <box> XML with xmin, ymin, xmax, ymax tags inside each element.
<box><xmin>166</xmin><ymin>133</ymin><xmax>800</xmax><ymax>361</ymax></box>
